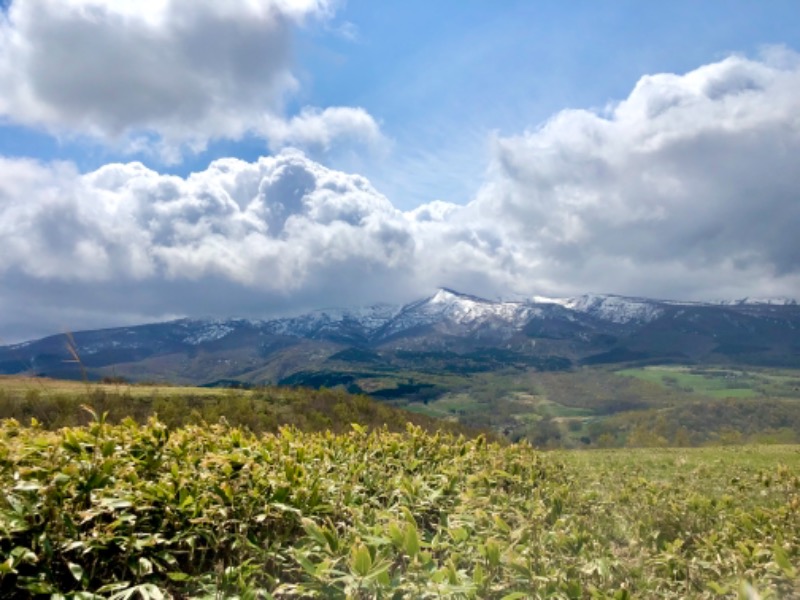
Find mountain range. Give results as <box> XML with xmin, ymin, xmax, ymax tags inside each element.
<box><xmin>2</xmin><ymin>289</ymin><xmax>800</xmax><ymax>389</ymax></box>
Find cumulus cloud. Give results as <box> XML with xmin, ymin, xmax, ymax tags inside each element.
<box><xmin>2</xmin><ymin>50</ymin><xmax>800</xmax><ymax>341</ymax></box>
<box><xmin>471</xmin><ymin>49</ymin><xmax>800</xmax><ymax>300</ymax></box>
<box><xmin>0</xmin><ymin>151</ymin><xmax>413</xmax><ymax>284</ymax></box>
<box><xmin>0</xmin><ymin>150</ymin><xmax>428</xmax><ymax>338</ymax></box>
<box><xmin>0</xmin><ymin>0</ymin><xmax>381</xmax><ymax>159</ymax></box>
<box><xmin>263</xmin><ymin>107</ymin><xmax>384</xmax><ymax>152</ymax></box>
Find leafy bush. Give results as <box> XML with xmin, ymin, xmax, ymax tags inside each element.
<box><xmin>1</xmin><ymin>413</ymin><xmax>798</xmax><ymax>598</ymax></box>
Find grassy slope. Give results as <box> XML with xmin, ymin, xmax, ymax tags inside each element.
<box><xmin>0</xmin><ymin>376</ymin><xmax>478</xmax><ymax>438</ymax></box>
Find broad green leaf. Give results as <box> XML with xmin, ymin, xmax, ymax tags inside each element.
<box><xmin>301</xmin><ymin>518</ymin><xmax>328</xmax><ymax>548</ymax></box>
<box><xmin>773</xmin><ymin>544</ymin><xmax>796</xmax><ymax>577</ymax></box>
<box><xmin>472</xmin><ymin>563</ymin><xmax>486</xmax><ymax>586</ymax></box>
<box><xmin>0</xmin><ymin>559</ymin><xmax>15</xmax><ymax>575</ymax></box>
<box><xmin>493</xmin><ymin>514</ymin><xmax>511</xmax><ymax>534</ymax></box>
<box><xmin>350</xmin><ymin>544</ymin><xmax>372</xmax><ymax>577</ymax></box>
<box><xmin>404</xmin><ymin>524</ymin><xmax>420</xmax><ymax>558</ymax></box>
<box><xmin>68</xmin><ymin>561</ymin><xmax>85</xmax><ymax>583</ymax></box>
<box><xmin>295</xmin><ymin>553</ymin><xmax>318</xmax><ymax>577</ymax></box>
<box><xmin>388</xmin><ymin>522</ymin><xmax>405</xmax><ymax>548</ymax></box>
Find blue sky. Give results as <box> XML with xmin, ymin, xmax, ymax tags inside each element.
<box><xmin>310</xmin><ymin>0</ymin><xmax>800</xmax><ymax>206</ymax></box>
<box><xmin>1</xmin><ymin>0</ymin><xmax>800</xmax><ymax>341</ymax></box>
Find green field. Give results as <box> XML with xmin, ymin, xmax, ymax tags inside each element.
<box><xmin>614</xmin><ymin>365</ymin><xmax>800</xmax><ymax>399</ymax></box>
<box><xmin>1</xmin><ymin>415</ymin><xmax>798</xmax><ymax>598</ymax></box>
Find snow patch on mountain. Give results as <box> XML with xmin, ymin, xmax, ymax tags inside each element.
<box><xmin>426</xmin><ymin>288</ymin><xmax>536</xmax><ymax>324</ymax></box>
<box><xmin>182</xmin><ymin>322</ymin><xmax>235</xmax><ymax>345</ymax></box>
<box><xmin>529</xmin><ymin>295</ymin><xmax>568</xmax><ymax>306</ymax></box>
<box><xmin>266</xmin><ymin>304</ymin><xmax>400</xmax><ymax>337</ymax></box>
<box><xmin>261</xmin><ymin>288</ymin><xmax>669</xmax><ymax>340</ymax></box>
<box><xmin>716</xmin><ymin>297</ymin><xmax>798</xmax><ymax>306</ymax></box>
<box><xmin>382</xmin><ymin>288</ymin><xmax>541</xmax><ymax>337</ymax></box>
<box><xmin>560</xmin><ymin>294</ymin><xmax>665</xmax><ymax>324</ymax></box>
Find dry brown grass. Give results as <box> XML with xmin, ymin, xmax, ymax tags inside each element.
<box><xmin>0</xmin><ymin>375</ymin><xmax>234</xmax><ymax>398</ymax></box>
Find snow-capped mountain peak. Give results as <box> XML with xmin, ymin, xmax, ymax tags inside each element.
<box><xmin>428</xmin><ymin>288</ymin><xmax>527</xmax><ymax>321</ymax></box>
<box><xmin>402</xmin><ymin>288</ymin><xmax>536</xmax><ymax>325</ymax></box>
<box><xmin>362</xmin><ymin>288</ymin><xmax>536</xmax><ymax>339</ymax></box>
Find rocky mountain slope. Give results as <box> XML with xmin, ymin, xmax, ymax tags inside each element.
<box><xmin>2</xmin><ymin>288</ymin><xmax>799</xmax><ymax>386</ymax></box>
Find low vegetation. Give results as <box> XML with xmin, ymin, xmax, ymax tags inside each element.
<box><xmin>1</xmin><ymin>375</ymin><xmax>799</xmax><ymax>597</ymax></box>
<box><xmin>1</xmin><ymin>412</ymin><xmax>798</xmax><ymax>598</ymax></box>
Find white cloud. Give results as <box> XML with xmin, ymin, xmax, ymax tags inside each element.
<box><xmin>263</xmin><ymin>107</ymin><xmax>384</xmax><ymax>152</ymax></box>
<box><xmin>2</xmin><ymin>51</ymin><xmax>800</xmax><ymax>341</ymax></box>
<box><xmin>470</xmin><ymin>49</ymin><xmax>800</xmax><ymax>300</ymax></box>
<box><xmin>0</xmin><ymin>0</ymin><xmax>381</xmax><ymax>159</ymax></box>
<box><xmin>0</xmin><ymin>150</ymin><xmax>410</xmax><ymax>284</ymax></box>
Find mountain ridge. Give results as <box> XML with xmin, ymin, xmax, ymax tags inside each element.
<box><xmin>2</xmin><ymin>288</ymin><xmax>800</xmax><ymax>385</ymax></box>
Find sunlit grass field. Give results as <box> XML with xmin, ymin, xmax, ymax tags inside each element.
<box><xmin>0</xmin><ymin>375</ymin><xmax>229</xmax><ymax>398</ymax></box>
